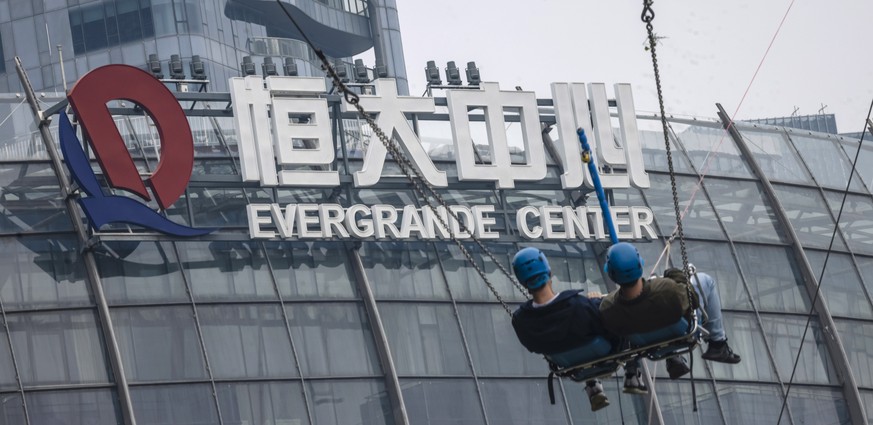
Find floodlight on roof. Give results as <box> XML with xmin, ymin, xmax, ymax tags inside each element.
<box><xmin>425</xmin><ymin>60</ymin><xmax>441</xmax><ymax>85</ymax></box>
<box><xmin>147</xmin><ymin>54</ymin><xmax>163</xmax><ymax>79</ymax></box>
<box><xmin>190</xmin><ymin>55</ymin><xmax>206</xmax><ymax>80</ymax></box>
<box><xmin>465</xmin><ymin>61</ymin><xmax>480</xmax><ymax>86</ymax></box>
<box><xmin>169</xmin><ymin>54</ymin><xmax>185</xmax><ymax>79</ymax></box>
<box><xmin>445</xmin><ymin>61</ymin><xmax>462</xmax><ymax>85</ymax></box>
<box><xmin>241</xmin><ymin>56</ymin><xmax>256</xmax><ymax>76</ymax></box>
<box><xmin>283</xmin><ymin>57</ymin><xmax>298</xmax><ymax>76</ymax></box>
<box><xmin>354</xmin><ymin>59</ymin><xmax>370</xmax><ymax>83</ymax></box>
<box><xmin>334</xmin><ymin>59</ymin><xmax>349</xmax><ymax>83</ymax></box>
<box><xmin>262</xmin><ymin>56</ymin><xmax>278</xmax><ymax>76</ymax></box>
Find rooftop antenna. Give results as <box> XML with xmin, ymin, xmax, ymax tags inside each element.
<box><xmin>57</xmin><ymin>45</ymin><xmax>68</xmax><ymax>92</ymax></box>
<box><xmin>818</xmin><ymin>103</ymin><xmax>828</xmax><ymax>115</ymax></box>
<box><xmin>791</xmin><ymin>106</ymin><xmax>800</xmax><ymax>117</ymax></box>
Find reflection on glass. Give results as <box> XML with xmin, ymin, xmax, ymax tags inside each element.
<box><xmin>480</xmin><ymin>379</ymin><xmax>569</xmax><ymax>425</ymax></box>
<box><xmin>772</xmin><ymin>185</ymin><xmax>846</xmax><ymax>250</ymax></box>
<box><xmin>457</xmin><ymin>305</ymin><xmax>543</xmax><ymax>376</ymax></box>
<box><xmin>704</xmin><ymin>178</ymin><xmax>786</xmax><ymax>243</ymax></box>
<box><xmin>306</xmin><ymin>380</ymin><xmax>394</xmax><ymax>425</ymax></box>
<box><xmin>285</xmin><ymin>303</ymin><xmax>381</xmax><ymax>377</ymax></box>
<box><xmin>805</xmin><ymin>250</ymin><xmax>873</xmax><ymax>319</ymax></box>
<box><xmin>855</xmin><ymin>255</ymin><xmax>873</xmax><ymax>303</ymax></box>
<box><xmin>0</xmin><ymin>236</ymin><xmax>91</xmax><ymax>309</ymax></box>
<box><xmin>705</xmin><ymin>312</ymin><xmax>776</xmax><ymax>381</ymax></box>
<box><xmin>379</xmin><ymin>303</ymin><xmax>470</xmax><ymax>375</ymax></box>
<box><xmin>188</xmin><ymin>187</ymin><xmax>248</xmax><ymax>226</ymax></box>
<box><xmin>734</xmin><ymin>244</ymin><xmax>809</xmax><ymax>312</ymax></box>
<box><xmin>526</xmin><ymin>242</ymin><xmax>606</xmax><ymax>294</ymax></box>
<box><xmin>361</xmin><ymin>242</ymin><xmax>449</xmax><ymax>300</ymax></box>
<box><xmin>823</xmin><ymin>191</ymin><xmax>873</xmax><ymax>255</ymax></box>
<box><xmin>738</xmin><ymin>128</ymin><xmax>812</xmax><ymax>184</ymax></box>
<box><xmin>840</xmin><ymin>137</ymin><xmax>873</xmax><ymax>192</ymax></box>
<box><xmin>438</xmin><ymin>242</ymin><xmax>525</xmax><ymax>302</ymax></box>
<box><xmin>0</xmin><ymin>393</ymin><xmax>25</xmax><ymax>425</ymax></box>
<box><xmin>131</xmin><ymin>384</ymin><xmax>219</xmax><ymax>425</ymax></box>
<box><xmin>504</xmin><ymin>190</ymin><xmax>566</xmax><ymax>210</ymax></box>
<box><xmin>401</xmin><ymin>379</ymin><xmax>485</xmax><ymax>425</ymax></box>
<box><xmin>637</xmin><ymin>118</ymin><xmax>695</xmax><ymax>173</ymax></box>
<box><xmin>216</xmin><ymin>382</ymin><xmax>310</xmax><ymax>425</ymax></box>
<box><xmin>643</xmin><ymin>174</ymin><xmax>725</xmax><ymax>240</ymax></box>
<box><xmin>0</xmin><ymin>326</ymin><xmax>16</xmax><ymax>391</ymax></box>
<box><xmin>0</xmin><ymin>164</ymin><xmax>72</xmax><ymax>233</ymax></box>
<box><xmin>787</xmin><ymin>387</ymin><xmax>850</xmax><ymax>425</ymax></box>
<box><xmin>265</xmin><ymin>242</ymin><xmax>357</xmax><ymax>298</ymax></box>
<box><xmin>717</xmin><ymin>384</ymin><xmax>785</xmax><ymax>424</ymax></box>
<box><xmin>177</xmin><ymin>241</ymin><xmax>277</xmax><ymax>301</ymax></box>
<box><xmin>199</xmin><ymin>304</ymin><xmax>297</xmax><ymax>379</ymax></box>
<box><xmin>789</xmin><ymin>134</ymin><xmax>866</xmax><ymax>192</ymax></box>
<box><xmin>27</xmin><ymin>389</ymin><xmax>121</xmax><ymax>425</ymax></box>
<box><xmin>673</xmin><ymin>123</ymin><xmax>753</xmax><ymax>178</ymax></box>
<box><xmin>657</xmin><ymin>381</ymin><xmax>723</xmax><ymax>425</ymax></box>
<box><xmin>7</xmin><ymin>310</ymin><xmax>110</xmax><ymax>387</ymax></box>
<box><xmin>98</xmin><ymin>241</ymin><xmax>188</xmax><ymax>304</ymax></box>
<box><xmin>761</xmin><ymin>314</ymin><xmax>837</xmax><ymax>384</ymax></box>
<box><xmin>834</xmin><ymin>320</ymin><xmax>873</xmax><ymax>388</ymax></box>
<box><xmin>112</xmin><ymin>306</ymin><xmax>207</xmax><ymax>382</ymax></box>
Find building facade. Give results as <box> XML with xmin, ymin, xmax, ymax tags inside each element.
<box><xmin>0</xmin><ymin>1</ymin><xmax>871</xmax><ymax>425</ymax></box>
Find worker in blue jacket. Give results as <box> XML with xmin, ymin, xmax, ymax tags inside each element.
<box><xmin>510</xmin><ymin>247</ymin><xmax>647</xmax><ymax>412</ymax></box>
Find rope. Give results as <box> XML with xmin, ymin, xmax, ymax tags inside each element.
<box><xmin>775</xmin><ymin>100</ymin><xmax>873</xmax><ymax>425</ymax></box>
<box><xmin>274</xmin><ymin>1</ymin><xmax>528</xmax><ymax>316</ymax></box>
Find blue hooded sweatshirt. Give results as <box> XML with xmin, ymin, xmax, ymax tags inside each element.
<box><xmin>511</xmin><ymin>290</ymin><xmax>607</xmax><ymax>355</ymax></box>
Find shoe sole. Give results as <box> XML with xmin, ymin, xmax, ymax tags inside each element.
<box><xmin>701</xmin><ymin>355</ymin><xmax>741</xmax><ymax>364</ymax></box>
<box><xmin>590</xmin><ymin>394</ymin><xmax>610</xmax><ymax>412</ymax></box>
<box><xmin>622</xmin><ymin>388</ymin><xmax>649</xmax><ymax>395</ymax></box>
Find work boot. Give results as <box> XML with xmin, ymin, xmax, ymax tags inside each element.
<box><xmin>702</xmin><ymin>339</ymin><xmax>741</xmax><ymax>364</ymax></box>
<box><xmin>666</xmin><ymin>356</ymin><xmax>691</xmax><ymax>379</ymax></box>
<box><xmin>623</xmin><ymin>370</ymin><xmax>649</xmax><ymax>395</ymax></box>
<box><xmin>584</xmin><ymin>380</ymin><xmax>610</xmax><ymax>412</ymax></box>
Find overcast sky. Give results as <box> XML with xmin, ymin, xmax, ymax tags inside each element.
<box><xmin>390</xmin><ymin>0</ymin><xmax>872</xmax><ymax>133</ymax></box>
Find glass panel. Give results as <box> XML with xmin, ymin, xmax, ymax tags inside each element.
<box><xmin>27</xmin><ymin>389</ymin><xmax>121</xmax><ymax>425</ymax></box>
<box><xmin>378</xmin><ymin>303</ymin><xmax>470</xmax><ymax>375</ymax></box>
<box><xmin>772</xmin><ymin>185</ymin><xmax>847</xmax><ymax>250</ymax></box>
<box><xmin>526</xmin><ymin>242</ymin><xmax>606</xmax><ymax>293</ymax></box>
<box><xmin>734</xmin><ymin>244</ymin><xmax>810</xmax><ymax>312</ymax></box>
<box><xmin>264</xmin><ymin>242</ymin><xmax>357</xmax><ymax>299</ymax></box>
<box><xmin>307</xmin><ymin>379</ymin><xmax>394</xmax><ymax>425</ymax></box>
<box><xmin>188</xmin><ymin>187</ymin><xmax>248</xmax><ymax>227</ymax></box>
<box><xmin>504</xmin><ymin>190</ymin><xmax>567</xmax><ymax>210</ymax></box>
<box><xmin>97</xmin><ymin>241</ymin><xmax>188</xmax><ymax>304</ymax></box>
<box><xmin>216</xmin><ymin>381</ymin><xmax>310</xmax><ymax>425</ymax></box>
<box><xmin>131</xmin><ymin>384</ymin><xmax>219</xmax><ymax>425</ymax></box>
<box><xmin>198</xmin><ymin>304</ymin><xmax>297</xmax><ymax>379</ymax></box>
<box><xmin>645</xmin><ymin>175</ymin><xmax>724</xmax><ymax>240</ymax></box>
<box><xmin>353</xmin><ymin>189</ymin><xmax>417</xmax><ymax>207</ymax></box>
<box><xmin>7</xmin><ymin>310</ymin><xmax>110</xmax><ymax>387</ymax></box>
<box><xmin>0</xmin><ymin>393</ymin><xmax>25</xmax><ymax>425</ymax></box>
<box><xmin>479</xmin><ymin>379</ymin><xmax>569</xmax><ymax>425</ymax></box>
<box><xmin>285</xmin><ymin>303</ymin><xmax>381</xmax><ymax>377</ymax></box>
<box><xmin>841</xmin><ymin>136</ymin><xmax>873</xmax><ymax>192</ymax></box>
<box><xmin>706</xmin><ymin>312</ymin><xmax>776</xmax><ymax>381</ymax></box>
<box><xmin>112</xmin><ymin>306</ymin><xmax>207</xmax><ymax>382</ymax></box>
<box><xmin>856</xmin><ymin>255</ymin><xmax>873</xmax><ymax>303</ymax></box>
<box><xmin>862</xmin><ymin>391</ymin><xmax>873</xmax><ymax>425</ymax></box>
<box><xmin>823</xmin><ymin>191</ymin><xmax>873</xmax><ymax>255</ymax></box>
<box><xmin>0</xmin><ymin>163</ymin><xmax>72</xmax><ymax>233</ymax></box>
<box><xmin>0</xmin><ymin>236</ymin><xmax>91</xmax><ymax>309</ymax></box>
<box><xmin>805</xmin><ymin>250</ymin><xmax>873</xmax><ymax>319</ymax></box>
<box><xmin>361</xmin><ymin>242</ymin><xmax>450</xmax><ymax>300</ymax></box>
<box><xmin>176</xmin><ymin>241</ymin><xmax>277</xmax><ymax>301</ymax></box>
<box><xmin>718</xmin><ymin>384</ymin><xmax>786</xmax><ymax>425</ymax></box>
<box><xmin>738</xmin><ymin>127</ymin><xmax>813</xmax><ymax>184</ymax></box>
<box><xmin>761</xmin><ymin>315</ymin><xmax>838</xmax><ymax>384</ymax></box>
<box><xmin>657</xmin><ymin>381</ymin><xmax>724</xmax><ymax>425</ymax></box>
<box><xmin>438</xmin><ymin>242</ymin><xmax>525</xmax><ymax>302</ymax></box>
<box><xmin>457</xmin><ymin>305</ymin><xmax>544</xmax><ymax>376</ymax></box>
<box><xmin>678</xmin><ymin>241</ymin><xmax>752</xmax><ymax>309</ymax></box>
<box><xmin>704</xmin><ymin>178</ymin><xmax>787</xmax><ymax>243</ymax></box>
<box><xmin>566</xmin><ymin>379</ymin><xmax>648</xmax><ymax>424</ymax></box>
<box><xmin>401</xmin><ymin>379</ymin><xmax>485</xmax><ymax>425</ymax></box>
<box><xmin>0</xmin><ymin>327</ymin><xmax>17</xmax><ymax>391</ymax></box>
<box><xmin>673</xmin><ymin>122</ymin><xmax>753</xmax><ymax>178</ymax></box>
<box><xmin>834</xmin><ymin>320</ymin><xmax>873</xmax><ymax>388</ymax></box>
<box><xmin>789</xmin><ymin>134</ymin><xmax>866</xmax><ymax>192</ymax></box>
<box><xmin>787</xmin><ymin>387</ymin><xmax>850</xmax><ymax>425</ymax></box>
<box><xmin>638</xmin><ymin>117</ymin><xmax>695</xmax><ymax>173</ymax></box>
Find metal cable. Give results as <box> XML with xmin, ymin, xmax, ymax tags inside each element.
<box><xmin>274</xmin><ymin>0</ymin><xmax>528</xmax><ymax>315</ymax></box>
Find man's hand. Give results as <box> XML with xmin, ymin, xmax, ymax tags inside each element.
<box><xmin>664</xmin><ymin>268</ymin><xmax>689</xmax><ymax>284</ymax></box>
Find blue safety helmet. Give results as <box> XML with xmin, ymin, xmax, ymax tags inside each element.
<box><xmin>512</xmin><ymin>247</ymin><xmax>551</xmax><ymax>290</ymax></box>
<box><xmin>604</xmin><ymin>242</ymin><xmax>644</xmax><ymax>286</ymax></box>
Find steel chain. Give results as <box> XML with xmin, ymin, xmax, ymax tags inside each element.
<box><xmin>325</xmin><ymin>66</ymin><xmax>529</xmax><ymax>315</ymax></box>
<box><xmin>642</xmin><ymin>0</ymin><xmax>698</xmax><ymax>309</ymax></box>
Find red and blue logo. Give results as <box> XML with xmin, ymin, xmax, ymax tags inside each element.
<box><xmin>59</xmin><ymin>64</ymin><xmax>212</xmax><ymax>236</ymax></box>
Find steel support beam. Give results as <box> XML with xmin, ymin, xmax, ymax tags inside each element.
<box><xmin>717</xmin><ymin>103</ymin><xmax>867</xmax><ymax>424</ymax></box>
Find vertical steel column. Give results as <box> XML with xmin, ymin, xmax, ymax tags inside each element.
<box><xmin>14</xmin><ymin>57</ymin><xmax>137</xmax><ymax>425</ymax></box>
<box><xmin>346</xmin><ymin>245</ymin><xmax>410</xmax><ymax>425</ymax></box>
<box><xmin>717</xmin><ymin>103</ymin><xmax>868</xmax><ymax>424</ymax></box>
